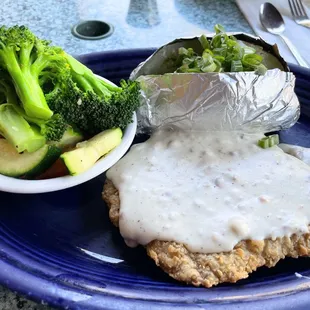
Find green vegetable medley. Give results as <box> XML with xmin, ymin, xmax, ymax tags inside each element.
<box><xmin>176</xmin><ymin>24</ymin><xmax>267</xmax><ymax>74</ymax></box>
<box><xmin>0</xmin><ymin>25</ymin><xmax>140</xmax><ymax>154</ymax></box>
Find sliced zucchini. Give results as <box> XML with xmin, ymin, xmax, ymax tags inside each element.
<box><xmin>61</xmin><ymin>128</ymin><xmax>122</xmax><ymax>176</ymax></box>
<box><xmin>49</xmin><ymin>126</ymin><xmax>84</xmax><ymax>150</ymax></box>
<box><xmin>0</xmin><ymin>139</ymin><xmax>61</xmax><ymax>178</ymax></box>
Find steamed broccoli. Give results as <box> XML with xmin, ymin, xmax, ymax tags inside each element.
<box><xmin>46</xmin><ymin>54</ymin><xmax>141</xmax><ymax>136</ymax></box>
<box><xmin>0</xmin><ymin>25</ymin><xmax>141</xmax><ymax>149</ymax></box>
<box><xmin>0</xmin><ymin>25</ymin><xmax>67</xmax><ymax>120</ymax></box>
<box><xmin>0</xmin><ymin>103</ymin><xmax>46</xmax><ymax>153</ymax></box>
<box><xmin>13</xmin><ymin>105</ymin><xmax>67</xmax><ymax>142</ymax></box>
<box><xmin>0</xmin><ymin>68</ymin><xmax>67</xmax><ymax>142</ymax></box>
<box><xmin>31</xmin><ymin>114</ymin><xmax>67</xmax><ymax>142</ymax></box>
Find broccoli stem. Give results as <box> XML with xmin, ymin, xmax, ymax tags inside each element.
<box><xmin>0</xmin><ymin>103</ymin><xmax>46</xmax><ymax>153</ymax></box>
<box><xmin>82</xmin><ymin>75</ymin><xmax>112</xmax><ymax>97</ymax></box>
<box><xmin>71</xmin><ymin>70</ymin><xmax>113</xmax><ymax>98</ymax></box>
<box><xmin>16</xmin><ymin>70</ymin><xmax>50</xmax><ymax>120</ymax></box>
<box><xmin>0</xmin><ymin>43</ymin><xmax>53</xmax><ymax>120</ymax></box>
<box><xmin>19</xmin><ymin>41</ymin><xmax>34</xmax><ymax>68</ymax></box>
<box><xmin>65</xmin><ymin>53</ymin><xmax>120</xmax><ymax>97</ymax></box>
<box><xmin>98</xmin><ymin>78</ymin><xmax>121</xmax><ymax>93</ymax></box>
<box><xmin>72</xmin><ymin>74</ymin><xmax>94</xmax><ymax>93</ymax></box>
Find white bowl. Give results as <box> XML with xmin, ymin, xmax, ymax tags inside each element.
<box><xmin>0</xmin><ymin>77</ymin><xmax>137</xmax><ymax>194</ymax></box>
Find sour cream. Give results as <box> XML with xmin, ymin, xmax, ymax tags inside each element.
<box><xmin>106</xmin><ymin>128</ymin><xmax>310</xmax><ymax>254</ymax></box>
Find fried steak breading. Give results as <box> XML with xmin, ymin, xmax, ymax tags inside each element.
<box><xmin>102</xmin><ymin>179</ymin><xmax>310</xmax><ymax>288</ymax></box>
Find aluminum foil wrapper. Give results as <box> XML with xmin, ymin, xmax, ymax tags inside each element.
<box><xmin>130</xmin><ymin>33</ymin><xmax>300</xmax><ymax>134</ymax></box>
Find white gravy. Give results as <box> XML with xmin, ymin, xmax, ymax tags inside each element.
<box><xmin>279</xmin><ymin>143</ymin><xmax>310</xmax><ymax>166</ymax></box>
<box><xmin>106</xmin><ymin>128</ymin><xmax>310</xmax><ymax>254</ymax></box>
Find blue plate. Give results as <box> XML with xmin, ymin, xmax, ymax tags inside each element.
<box><xmin>1</xmin><ymin>50</ymin><xmax>310</xmax><ymax>310</ymax></box>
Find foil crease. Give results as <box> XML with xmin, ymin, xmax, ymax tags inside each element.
<box><xmin>130</xmin><ymin>34</ymin><xmax>300</xmax><ymax>134</ymax></box>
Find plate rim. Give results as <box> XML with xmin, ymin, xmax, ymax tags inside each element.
<box><xmin>1</xmin><ymin>228</ymin><xmax>310</xmax><ymax>310</ymax></box>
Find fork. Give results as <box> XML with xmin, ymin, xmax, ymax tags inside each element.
<box><xmin>288</xmin><ymin>0</ymin><xmax>310</xmax><ymax>28</ymax></box>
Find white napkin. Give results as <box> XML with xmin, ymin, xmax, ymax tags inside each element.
<box><xmin>236</xmin><ymin>0</ymin><xmax>310</xmax><ymax>65</ymax></box>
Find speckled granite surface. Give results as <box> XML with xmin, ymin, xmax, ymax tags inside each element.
<box><xmin>0</xmin><ymin>0</ymin><xmax>251</xmax><ymax>309</ymax></box>
<box><xmin>1</xmin><ymin>0</ymin><xmax>251</xmax><ymax>56</ymax></box>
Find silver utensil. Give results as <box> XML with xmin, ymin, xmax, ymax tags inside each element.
<box><xmin>260</xmin><ymin>2</ymin><xmax>309</xmax><ymax>68</ymax></box>
<box><xmin>288</xmin><ymin>0</ymin><xmax>310</xmax><ymax>28</ymax></box>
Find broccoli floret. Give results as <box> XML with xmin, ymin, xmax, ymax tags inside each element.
<box><xmin>0</xmin><ymin>25</ymin><xmax>67</xmax><ymax>120</ymax></box>
<box><xmin>46</xmin><ymin>54</ymin><xmax>141</xmax><ymax>136</ymax></box>
<box><xmin>0</xmin><ymin>103</ymin><xmax>46</xmax><ymax>153</ymax></box>
<box><xmin>14</xmin><ymin>105</ymin><xmax>67</xmax><ymax>142</ymax></box>
<box><xmin>36</xmin><ymin>114</ymin><xmax>67</xmax><ymax>142</ymax></box>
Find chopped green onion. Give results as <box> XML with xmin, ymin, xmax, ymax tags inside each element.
<box><xmin>213</xmin><ymin>55</ymin><xmax>225</xmax><ymax>63</ymax></box>
<box><xmin>202</xmin><ymin>51</ymin><xmax>213</xmax><ymax>62</ymax></box>
<box><xmin>178</xmin><ymin>47</ymin><xmax>195</xmax><ymax>57</ymax></box>
<box><xmin>242</xmin><ymin>54</ymin><xmax>263</xmax><ymax>69</ymax></box>
<box><xmin>243</xmin><ymin>46</ymin><xmax>256</xmax><ymax>55</ymax></box>
<box><xmin>178</xmin><ymin>47</ymin><xmax>188</xmax><ymax>56</ymax></box>
<box><xmin>199</xmin><ymin>34</ymin><xmax>210</xmax><ymax>50</ymax></box>
<box><xmin>176</xmin><ymin>24</ymin><xmax>268</xmax><ymax>74</ymax></box>
<box><xmin>232</xmin><ymin>45</ymin><xmax>244</xmax><ymax>60</ymax></box>
<box><xmin>255</xmin><ymin>64</ymin><xmax>268</xmax><ymax>75</ymax></box>
<box><xmin>258</xmin><ymin>134</ymin><xmax>280</xmax><ymax>149</ymax></box>
<box><xmin>211</xmin><ymin>33</ymin><xmax>228</xmax><ymax>48</ymax></box>
<box><xmin>214</xmin><ymin>24</ymin><xmax>225</xmax><ymax>34</ymax></box>
<box><xmin>226</xmin><ymin>39</ymin><xmax>237</xmax><ymax>48</ymax></box>
<box><xmin>201</xmin><ymin>62</ymin><xmax>217</xmax><ymax>72</ymax></box>
<box><xmin>182</xmin><ymin>57</ymin><xmax>194</xmax><ymax>65</ymax></box>
<box><xmin>210</xmin><ymin>35</ymin><xmax>221</xmax><ymax>49</ymax></box>
<box><xmin>186</xmin><ymin>68</ymin><xmax>202</xmax><ymax>73</ymax></box>
<box><xmin>213</xmin><ymin>59</ymin><xmax>223</xmax><ymax>72</ymax></box>
<box><xmin>213</xmin><ymin>47</ymin><xmax>227</xmax><ymax>57</ymax></box>
<box><xmin>203</xmin><ymin>49</ymin><xmax>214</xmax><ymax>56</ymax></box>
<box><xmin>231</xmin><ymin>60</ymin><xmax>243</xmax><ymax>72</ymax></box>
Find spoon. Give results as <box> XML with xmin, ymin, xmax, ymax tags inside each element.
<box><xmin>259</xmin><ymin>2</ymin><xmax>309</xmax><ymax>68</ymax></box>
